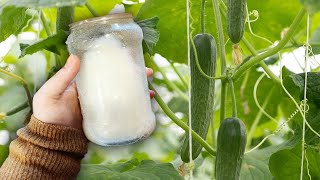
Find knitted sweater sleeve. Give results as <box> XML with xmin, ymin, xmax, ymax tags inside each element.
<box><xmin>0</xmin><ymin>115</ymin><xmax>88</xmax><ymax>180</ymax></box>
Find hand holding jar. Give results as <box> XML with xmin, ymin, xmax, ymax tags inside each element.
<box><xmin>33</xmin><ymin>55</ymin><xmax>155</xmax><ymax>139</ymax></box>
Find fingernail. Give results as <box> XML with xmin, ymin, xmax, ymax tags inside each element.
<box><xmin>64</xmin><ymin>55</ymin><xmax>77</xmax><ymax>69</ymax></box>
<box><xmin>147</xmin><ymin>68</ymin><xmax>153</xmax><ymax>74</ymax></box>
<box><xmin>64</xmin><ymin>58</ymin><xmax>73</xmax><ymax>69</ymax></box>
<box><xmin>149</xmin><ymin>90</ymin><xmax>155</xmax><ymax>99</ymax></box>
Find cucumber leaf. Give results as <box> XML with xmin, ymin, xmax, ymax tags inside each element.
<box><xmin>20</xmin><ymin>30</ymin><xmax>68</xmax><ymax>57</ymax></box>
<box><xmin>0</xmin><ymin>6</ymin><xmax>31</xmax><ymax>42</ymax></box>
<box><xmin>283</xmin><ymin>72</ymin><xmax>320</xmax><ymax>145</ymax></box>
<box><xmin>269</xmin><ymin>144</ymin><xmax>320</xmax><ymax>179</ymax></box>
<box><xmin>78</xmin><ymin>159</ymin><xmax>183</xmax><ymax>180</ymax></box>
<box><xmin>136</xmin><ymin>17</ymin><xmax>160</xmax><ymax>55</ymax></box>
<box><xmin>74</xmin><ymin>0</ymin><xmax>122</xmax><ymax>22</ymax></box>
<box><xmin>136</xmin><ymin>0</ymin><xmax>304</xmax><ymax>64</ymax></box>
<box><xmin>285</xmin><ymin>72</ymin><xmax>320</xmax><ymax>109</ymax></box>
<box><xmin>241</xmin><ymin>139</ymin><xmax>298</xmax><ymax>180</ymax></box>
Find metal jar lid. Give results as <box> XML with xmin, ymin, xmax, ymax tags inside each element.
<box><xmin>69</xmin><ymin>13</ymin><xmax>133</xmax><ymax>30</ymax></box>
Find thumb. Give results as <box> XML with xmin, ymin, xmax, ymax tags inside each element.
<box><xmin>41</xmin><ymin>55</ymin><xmax>80</xmax><ymax>96</ymax></box>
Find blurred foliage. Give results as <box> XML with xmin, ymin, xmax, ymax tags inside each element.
<box><xmin>2</xmin><ymin>0</ymin><xmax>86</xmax><ymax>8</ymax></box>
<box><xmin>78</xmin><ymin>159</ymin><xmax>183</xmax><ymax>180</ymax></box>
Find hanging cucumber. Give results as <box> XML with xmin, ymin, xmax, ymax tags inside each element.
<box><xmin>227</xmin><ymin>0</ymin><xmax>246</xmax><ymax>43</ymax></box>
<box><xmin>215</xmin><ymin>117</ymin><xmax>247</xmax><ymax>180</ymax></box>
<box><xmin>227</xmin><ymin>0</ymin><xmax>246</xmax><ymax>65</ymax></box>
<box><xmin>180</xmin><ymin>33</ymin><xmax>217</xmax><ymax>162</ymax></box>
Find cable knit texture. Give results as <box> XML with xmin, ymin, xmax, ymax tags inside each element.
<box><xmin>0</xmin><ymin>115</ymin><xmax>88</xmax><ymax>180</ymax></box>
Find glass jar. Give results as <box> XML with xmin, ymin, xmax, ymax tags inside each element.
<box><xmin>67</xmin><ymin>13</ymin><xmax>156</xmax><ymax>146</ymax></box>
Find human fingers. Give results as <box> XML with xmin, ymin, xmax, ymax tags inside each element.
<box><xmin>149</xmin><ymin>90</ymin><xmax>155</xmax><ymax>99</ymax></box>
<box><xmin>146</xmin><ymin>67</ymin><xmax>153</xmax><ymax>77</ymax></box>
<box><xmin>40</xmin><ymin>55</ymin><xmax>80</xmax><ymax>96</ymax></box>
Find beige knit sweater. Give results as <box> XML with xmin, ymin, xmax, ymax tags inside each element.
<box><xmin>0</xmin><ymin>115</ymin><xmax>88</xmax><ymax>180</ymax></box>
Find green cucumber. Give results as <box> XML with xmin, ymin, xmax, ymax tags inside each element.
<box><xmin>227</xmin><ymin>0</ymin><xmax>246</xmax><ymax>43</ymax></box>
<box><xmin>215</xmin><ymin>117</ymin><xmax>247</xmax><ymax>180</ymax></box>
<box><xmin>180</xmin><ymin>33</ymin><xmax>217</xmax><ymax>162</ymax></box>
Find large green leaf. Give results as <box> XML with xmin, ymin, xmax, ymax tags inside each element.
<box><xmin>0</xmin><ymin>6</ymin><xmax>31</xmax><ymax>42</ymax></box>
<box><xmin>269</xmin><ymin>144</ymin><xmax>320</xmax><ymax>180</ymax></box>
<box><xmin>136</xmin><ymin>17</ymin><xmax>160</xmax><ymax>55</ymax></box>
<box><xmin>290</xmin><ymin>72</ymin><xmax>320</xmax><ymax>107</ymax></box>
<box><xmin>136</xmin><ymin>0</ymin><xmax>305</xmax><ymax>64</ymax></box>
<box><xmin>136</xmin><ymin>0</ymin><xmax>218</xmax><ymax>64</ymax></box>
<box><xmin>244</xmin><ymin>0</ymin><xmax>303</xmax><ymax>48</ymax></box>
<box><xmin>78</xmin><ymin>159</ymin><xmax>183</xmax><ymax>180</ymax></box>
<box><xmin>240</xmin><ymin>138</ymin><xmax>298</xmax><ymax>180</ymax></box>
<box><xmin>241</xmin><ymin>154</ymin><xmax>273</xmax><ymax>180</ymax></box>
<box><xmin>283</xmin><ymin>72</ymin><xmax>320</xmax><ymax>145</ymax></box>
<box><xmin>74</xmin><ymin>0</ymin><xmax>122</xmax><ymax>22</ymax></box>
<box><xmin>270</xmin><ymin>71</ymin><xmax>320</xmax><ymax>179</ymax></box>
<box><xmin>20</xmin><ymin>30</ymin><xmax>68</xmax><ymax>57</ymax></box>
<box><xmin>2</xmin><ymin>0</ymin><xmax>86</xmax><ymax>8</ymax></box>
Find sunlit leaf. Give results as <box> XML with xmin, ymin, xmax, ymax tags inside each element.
<box><xmin>0</xmin><ymin>6</ymin><xmax>31</xmax><ymax>42</ymax></box>
<box><xmin>74</xmin><ymin>0</ymin><xmax>122</xmax><ymax>22</ymax></box>
<box><xmin>137</xmin><ymin>0</ymin><xmax>304</xmax><ymax>64</ymax></box>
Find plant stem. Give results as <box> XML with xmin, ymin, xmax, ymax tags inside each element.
<box><xmin>246</xmin><ymin>87</ymin><xmax>274</xmax><ymax>148</ymax></box>
<box><xmin>40</xmin><ymin>11</ymin><xmax>52</xmax><ymax>36</ymax></box>
<box><xmin>211</xmin><ymin>114</ymin><xmax>216</xmax><ymax>147</ymax></box>
<box><xmin>201</xmin><ymin>0</ymin><xmax>206</xmax><ymax>33</ymax></box>
<box><xmin>86</xmin><ymin>3</ymin><xmax>99</xmax><ymax>17</ymax></box>
<box><xmin>150</xmin><ymin>59</ymin><xmax>189</xmax><ymax>101</ymax></box>
<box><xmin>229</xmin><ymin>79</ymin><xmax>237</xmax><ymax>117</ymax></box>
<box><xmin>149</xmin><ymin>83</ymin><xmax>216</xmax><ymax>156</ymax></box>
<box><xmin>259</xmin><ymin>62</ymin><xmax>281</xmax><ymax>83</ymax></box>
<box><xmin>243</xmin><ymin>43</ymin><xmax>320</xmax><ymax>61</ymax></box>
<box><xmin>56</xmin><ymin>7</ymin><xmax>73</xmax><ymax>67</ymax></box>
<box><xmin>56</xmin><ymin>6</ymin><xmax>74</xmax><ymax>32</ymax></box>
<box><xmin>6</xmin><ymin>101</ymin><xmax>29</xmax><ymax>116</ymax></box>
<box><xmin>233</xmin><ymin>8</ymin><xmax>306</xmax><ymax>80</ymax></box>
<box><xmin>220</xmin><ymin>81</ymin><xmax>227</xmax><ymax>122</ymax></box>
<box><xmin>169</xmin><ymin>61</ymin><xmax>188</xmax><ymax>89</ymax></box>
<box><xmin>0</xmin><ymin>68</ymin><xmax>32</xmax><ymax>111</ymax></box>
<box><xmin>212</xmin><ymin>0</ymin><xmax>227</xmax><ymax>74</ymax></box>
<box><xmin>241</xmin><ymin>37</ymin><xmax>281</xmax><ymax>84</ymax></box>
<box><xmin>212</xmin><ymin>0</ymin><xmax>228</xmax><ymax>122</ymax></box>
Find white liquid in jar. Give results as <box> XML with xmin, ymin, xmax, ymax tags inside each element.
<box><xmin>77</xmin><ymin>34</ymin><xmax>156</xmax><ymax>146</ymax></box>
